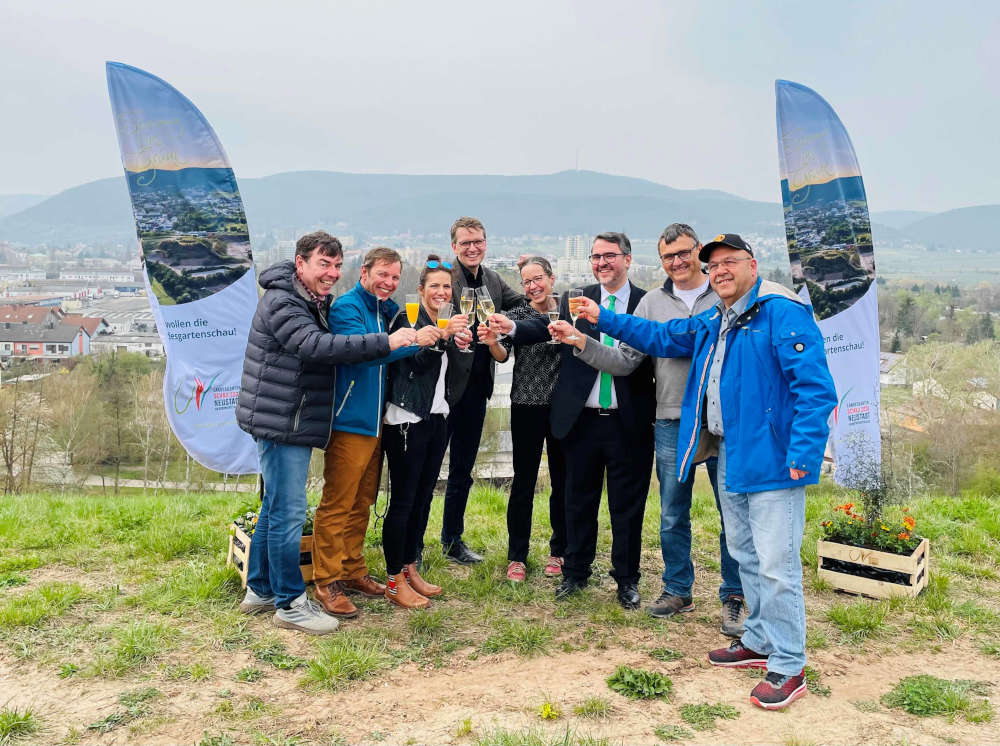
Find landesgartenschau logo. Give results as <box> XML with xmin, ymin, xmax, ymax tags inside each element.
<box><xmin>174</xmin><ymin>372</ymin><xmax>222</xmax><ymax>414</ymax></box>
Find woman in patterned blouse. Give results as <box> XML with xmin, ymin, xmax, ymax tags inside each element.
<box><xmin>478</xmin><ymin>256</ymin><xmax>566</xmax><ymax>583</ymax></box>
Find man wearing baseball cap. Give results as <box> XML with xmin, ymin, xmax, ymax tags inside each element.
<box><xmin>570</xmin><ymin>232</ymin><xmax>836</xmax><ymax>710</ymax></box>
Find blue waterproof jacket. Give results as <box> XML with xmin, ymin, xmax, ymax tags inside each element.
<box><xmin>329</xmin><ymin>282</ymin><xmax>418</xmax><ymax>437</ymax></box>
<box><xmin>596</xmin><ymin>278</ymin><xmax>837</xmax><ymax>493</ymax></box>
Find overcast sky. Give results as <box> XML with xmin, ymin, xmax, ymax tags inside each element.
<box><xmin>2</xmin><ymin>0</ymin><xmax>997</xmax><ymax>213</ymax></box>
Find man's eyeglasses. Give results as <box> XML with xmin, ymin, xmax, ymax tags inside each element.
<box><xmin>589</xmin><ymin>252</ymin><xmax>626</xmax><ymax>264</ymax></box>
<box><xmin>456</xmin><ymin>239</ymin><xmax>486</xmax><ymax>250</ymax></box>
<box><xmin>706</xmin><ymin>257</ymin><xmax>753</xmax><ymax>274</ymax></box>
<box><xmin>426</xmin><ymin>260</ymin><xmax>453</xmax><ymax>269</ymax></box>
<box><xmin>660</xmin><ymin>248</ymin><xmax>694</xmax><ymax>265</ymax></box>
<box><xmin>521</xmin><ymin>276</ymin><xmax>548</xmax><ymax>288</ymax></box>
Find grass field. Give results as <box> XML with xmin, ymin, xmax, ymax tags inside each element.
<box><xmin>1</xmin><ymin>476</ymin><xmax>998</xmax><ymax>745</ymax></box>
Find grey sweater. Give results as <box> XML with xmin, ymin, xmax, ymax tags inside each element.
<box><xmin>575</xmin><ymin>278</ymin><xmax>718</xmax><ymax>420</ymax></box>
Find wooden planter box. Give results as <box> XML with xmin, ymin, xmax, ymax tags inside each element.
<box><xmin>227</xmin><ymin>523</ymin><xmax>314</xmax><ymax>588</ymax></box>
<box><xmin>817</xmin><ymin>537</ymin><xmax>929</xmax><ymax>599</ymax></box>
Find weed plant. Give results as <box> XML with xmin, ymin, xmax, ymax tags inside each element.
<box><xmin>882</xmin><ymin>675</ymin><xmax>992</xmax><ymax>722</ymax></box>
<box><xmin>653</xmin><ymin>724</ymin><xmax>693</xmax><ymax>742</ymax></box>
<box><xmin>678</xmin><ymin>702</ymin><xmax>740</xmax><ymax>731</ymax></box>
<box><xmin>606</xmin><ymin>665</ymin><xmax>672</xmax><ymax>700</ymax></box>
<box><xmin>0</xmin><ymin>707</ymin><xmax>40</xmax><ymax>744</ymax></box>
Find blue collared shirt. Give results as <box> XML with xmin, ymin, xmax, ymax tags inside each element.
<box><xmin>705</xmin><ymin>287</ymin><xmax>753</xmax><ymax>436</ymax></box>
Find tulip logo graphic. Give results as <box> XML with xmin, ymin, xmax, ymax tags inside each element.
<box><xmin>174</xmin><ymin>371</ymin><xmax>222</xmax><ymax>414</ymax></box>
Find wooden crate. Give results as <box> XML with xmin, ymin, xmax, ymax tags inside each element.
<box><xmin>817</xmin><ymin>537</ymin><xmax>929</xmax><ymax>599</ymax></box>
<box><xmin>227</xmin><ymin>523</ymin><xmax>314</xmax><ymax>588</ymax></box>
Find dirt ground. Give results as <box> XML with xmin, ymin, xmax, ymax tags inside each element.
<box><xmin>3</xmin><ymin>616</ymin><xmax>995</xmax><ymax>746</ymax></box>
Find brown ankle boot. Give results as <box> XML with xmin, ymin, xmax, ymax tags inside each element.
<box><xmin>314</xmin><ymin>581</ymin><xmax>359</xmax><ymax>618</ymax></box>
<box><xmin>385</xmin><ymin>573</ymin><xmax>430</xmax><ymax>609</ymax></box>
<box><xmin>404</xmin><ymin>562</ymin><xmax>442</xmax><ymax>597</ymax></box>
<box><xmin>341</xmin><ymin>574</ymin><xmax>387</xmax><ymax>598</ymax></box>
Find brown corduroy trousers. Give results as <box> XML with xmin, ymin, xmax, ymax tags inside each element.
<box><xmin>311</xmin><ymin>430</ymin><xmax>382</xmax><ymax>586</ymax></box>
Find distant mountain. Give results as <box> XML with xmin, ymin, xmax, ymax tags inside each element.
<box><xmin>0</xmin><ymin>170</ymin><xmax>781</xmax><ymax>245</ymax></box>
<box><xmin>902</xmin><ymin>205</ymin><xmax>1000</xmax><ymax>250</ymax></box>
<box><xmin>871</xmin><ymin>210</ymin><xmax>932</xmax><ymax>230</ymax></box>
<box><xmin>0</xmin><ymin>194</ymin><xmax>49</xmax><ymax>220</ymax></box>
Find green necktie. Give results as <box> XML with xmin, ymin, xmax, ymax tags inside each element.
<box><xmin>599</xmin><ymin>294</ymin><xmax>616</xmax><ymax>408</ymax></box>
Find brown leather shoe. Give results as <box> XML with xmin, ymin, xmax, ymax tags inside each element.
<box><xmin>403</xmin><ymin>562</ymin><xmax>442</xmax><ymax>597</ymax></box>
<box><xmin>313</xmin><ymin>581</ymin><xmax>359</xmax><ymax>618</ymax></box>
<box><xmin>341</xmin><ymin>574</ymin><xmax>387</xmax><ymax>598</ymax></box>
<box><xmin>385</xmin><ymin>573</ymin><xmax>430</xmax><ymax>610</ymax></box>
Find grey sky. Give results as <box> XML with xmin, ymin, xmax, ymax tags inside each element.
<box><xmin>1</xmin><ymin>0</ymin><xmax>997</xmax><ymax>212</ymax></box>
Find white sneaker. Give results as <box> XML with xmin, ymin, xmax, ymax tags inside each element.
<box><xmin>239</xmin><ymin>587</ymin><xmax>276</xmax><ymax>615</ymax></box>
<box><xmin>273</xmin><ymin>593</ymin><xmax>340</xmax><ymax>635</ymax></box>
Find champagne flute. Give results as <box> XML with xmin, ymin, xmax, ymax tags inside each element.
<box><xmin>546</xmin><ymin>292</ymin><xmax>561</xmax><ymax>344</ymax></box>
<box><xmin>405</xmin><ymin>294</ymin><xmax>420</xmax><ymax>325</ymax></box>
<box><xmin>475</xmin><ymin>286</ymin><xmax>497</xmax><ymax>344</ymax></box>
<box><xmin>434</xmin><ymin>302</ymin><xmax>453</xmax><ymax>353</ymax></box>
<box><xmin>567</xmin><ymin>288</ymin><xmax>583</xmax><ymax>341</ymax></box>
<box><xmin>457</xmin><ymin>288</ymin><xmax>475</xmax><ymax>353</ymax></box>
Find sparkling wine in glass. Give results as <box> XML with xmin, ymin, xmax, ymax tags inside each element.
<box><xmin>546</xmin><ymin>292</ymin><xmax>561</xmax><ymax>344</ymax></box>
<box><xmin>567</xmin><ymin>288</ymin><xmax>583</xmax><ymax>341</ymax></box>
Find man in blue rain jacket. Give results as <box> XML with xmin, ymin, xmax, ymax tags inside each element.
<box><xmin>310</xmin><ymin>247</ymin><xmax>439</xmax><ymax>619</ymax></box>
<box><xmin>570</xmin><ymin>234</ymin><xmax>836</xmax><ymax>711</ymax></box>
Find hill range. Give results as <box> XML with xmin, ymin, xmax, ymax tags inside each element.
<box><xmin>0</xmin><ymin>170</ymin><xmax>995</xmax><ymax>251</ymax></box>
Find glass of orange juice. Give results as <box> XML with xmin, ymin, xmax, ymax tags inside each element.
<box><xmin>405</xmin><ymin>294</ymin><xmax>420</xmax><ymax>325</ymax></box>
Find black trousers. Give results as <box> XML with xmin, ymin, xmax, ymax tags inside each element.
<box><xmin>382</xmin><ymin>415</ymin><xmax>449</xmax><ymax>575</ymax></box>
<box><xmin>507</xmin><ymin>403</ymin><xmax>567</xmax><ymax>562</ymax></box>
<box><xmin>441</xmin><ymin>376</ymin><xmax>489</xmax><ymax>545</ymax></box>
<box><xmin>561</xmin><ymin>409</ymin><xmax>653</xmax><ymax>585</ymax></box>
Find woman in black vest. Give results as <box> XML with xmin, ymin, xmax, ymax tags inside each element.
<box><xmin>479</xmin><ymin>256</ymin><xmax>567</xmax><ymax>583</ymax></box>
<box><xmin>381</xmin><ymin>256</ymin><xmax>471</xmax><ymax>608</ymax></box>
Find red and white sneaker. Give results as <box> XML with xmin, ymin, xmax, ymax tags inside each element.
<box><xmin>543</xmin><ymin>556</ymin><xmax>564</xmax><ymax>577</ymax></box>
<box><xmin>708</xmin><ymin>640</ymin><xmax>768</xmax><ymax>668</ymax></box>
<box><xmin>506</xmin><ymin>561</ymin><xmax>527</xmax><ymax>582</ymax></box>
<box><xmin>750</xmin><ymin>670</ymin><xmax>807</xmax><ymax>710</ymax></box>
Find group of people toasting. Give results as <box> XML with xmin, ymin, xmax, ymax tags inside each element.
<box><xmin>236</xmin><ymin>216</ymin><xmax>836</xmax><ymax>711</ymax></box>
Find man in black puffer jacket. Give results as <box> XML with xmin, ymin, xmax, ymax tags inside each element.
<box><xmin>236</xmin><ymin>231</ymin><xmax>415</xmax><ymax>635</ymax></box>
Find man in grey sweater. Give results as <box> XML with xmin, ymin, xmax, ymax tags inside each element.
<box><xmin>554</xmin><ymin>224</ymin><xmax>746</xmax><ymax>636</ymax></box>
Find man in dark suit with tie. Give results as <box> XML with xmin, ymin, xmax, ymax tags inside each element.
<box><xmin>491</xmin><ymin>232</ymin><xmax>655</xmax><ymax>609</ymax></box>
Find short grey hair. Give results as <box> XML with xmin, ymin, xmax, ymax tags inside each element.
<box><xmin>659</xmin><ymin>223</ymin><xmax>700</xmax><ymax>248</ymax></box>
<box><xmin>593</xmin><ymin>231</ymin><xmax>631</xmax><ymax>255</ymax></box>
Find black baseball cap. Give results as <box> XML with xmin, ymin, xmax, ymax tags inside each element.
<box><xmin>699</xmin><ymin>233</ymin><xmax>754</xmax><ymax>262</ymax></box>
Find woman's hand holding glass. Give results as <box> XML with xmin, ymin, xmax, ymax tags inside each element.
<box><xmin>548</xmin><ymin>319</ymin><xmax>586</xmax><ymax>349</ymax></box>
<box><xmin>476</xmin><ymin>322</ymin><xmax>501</xmax><ymax>346</ymax></box>
<box><xmin>487</xmin><ymin>313</ymin><xmax>514</xmax><ymax>335</ymax></box>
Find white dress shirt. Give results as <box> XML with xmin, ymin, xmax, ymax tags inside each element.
<box><xmin>584</xmin><ymin>282</ymin><xmax>631</xmax><ymax>409</ymax></box>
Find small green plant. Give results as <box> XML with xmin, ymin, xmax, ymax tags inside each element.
<box><xmin>252</xmin><ymin>639</ymin><xmax>307</xmax><ymax>670</ymax></box>
<box><xmin>851</xmin><ymin>699</ymin><xmax>879</xmax><ymax>713</ymax></box>
<box><xmin>821</xmin><ymin>502</ymin><xmax>920</xmax><ymax>554</ymax></box>
<box><xmin>58</xmin><ymin>662</ymin><xmax>80</xmax><ymax>678</ymax></box>
<box><xmin>826</xmin><ymin>599</ymin><xmax>889</xmax><ymax>642</ymax></box>
<box><xmin>0</xmin><ymin>707</ymin><xmax>41</xmax><ymax>743</ymax></box>
<box><xmin>606</xmin><ymin>665</ymin><xmax>673</xmax><ymax>700</ymax></box>
<box><xmin>980</xmin><ymin>640</ymin><xmax>1000</xmax><ymax>659</ymax></box>
<box><xmin>882</xmin><ymin>675</ymin><xmax>992</xmax><ymax>722</ymax></box>
<box><xmin>653</xmin><ymin>724</ymin><xmax>693</xmax><ymax>742</ymax></box>
<box><xmin>573</xmin><ymin>697</ymin><xmax>611</xmax><ymax>718</ymax></box>
<box><xmin>481</xmin><ymin>619</ymin><xmax>554</xmax><ymax>657</ymax></box>
<box><xmin>679</xmin><ymin>702</ymin><xmax>740</xmax><ymax>731</ymax></box>
<box><xmin>0</xmin><ymin>582</ymin><xmax>83</xmax><ymax>627</ymax></box>
<box><xmin>0</xmin><ymin>572</ymin><xmax>28</xmax><ymax>588</ymax></box>
<box><xmin>87</xmin><ymin>687</ymin><xmax>160</xmax><ymax>733</ymax></box>
<box><xmin>803</xmin><ymin>666</ymin><xmax>831</xmax><ymax>697</ymax></box>
<box><xmin>648</xmin><ymin>647</ymin><xmax>683</xmax><ymax>662</ymax></box>
<box><xmin>198</xmin><ymin>732</ymin><xmax>235</xmax><ymax>746</ymax></box>
<box><xmin>537</xmin><ymin>701</ymin><xmax>560</xmax><ymax>720</ymax></box>
<box><xmin>302</xmin><ymin>634</ymin><xmax>393</xmax><ymax>690</ymax></box>
<box><xmin>454</xmin><ymin>718</ymin><xmax>473</xmax><ymax>738</ymax></box>
<box><xmin>164</xmin><ymin>662</ymin><xmax>212</xmax><ymax>681</ymax></box>
<box><xmin>235</xmin><ymin>666</ymin><xmax>265</xmax><ymax>683</ymax></box>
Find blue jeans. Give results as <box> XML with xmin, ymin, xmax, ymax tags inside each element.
<box><xmin>247</xmin><ymin>439</ymin><xmax>312</xmax><ymax>609</ymax></box>
<box><xmin>655</xmin><ymin>419</ymin><xmax>742</xmax><ymax>602</ymax></box>
<box><xmin>716</xmin><ymin>439</ymin><xmax>807</xmax><ymax>675</ymax></box>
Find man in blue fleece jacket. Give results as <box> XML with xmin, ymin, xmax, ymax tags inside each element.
<box><xmin>567</xmin><ymin>234</ymin><xmax>836</xmax><ymax>711</ymax></box>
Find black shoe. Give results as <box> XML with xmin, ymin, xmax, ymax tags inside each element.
<box><xmin>443</xmin><ymin>540</ymin><xmax>483</xmax><ymax>565</ymax></box>
<box><xmin>555</xmin><ymin>578</ymin><xmax>587</xmax><ymax>600</ymax></box>
<box><xmin>616</xmin><ymin>582</ymin><xmax>640</xmax><ymax>610</ymax></box>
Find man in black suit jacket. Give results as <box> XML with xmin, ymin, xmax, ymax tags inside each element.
<box><xmin>439</xmin><ymin>216</ymin><xmax>523</xmax><ymax>565</ymax></box>
<box><xmin>492</xmin><ymin>232</ymin><xmax>655</xmax><ymax>609</ymax></box>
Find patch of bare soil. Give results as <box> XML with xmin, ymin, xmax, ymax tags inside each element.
<box><xmin>2</xmin><ymin>619</ymin><xmax>996</xmax><ymax>746</ymax></box>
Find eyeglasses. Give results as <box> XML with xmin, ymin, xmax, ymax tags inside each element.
<box><xmin>660</xmin><ymin>248</ymin><xmax>694</xmax><ymax>264</ymax></box>
<box><xmin>456</xmin><ymin>239</ymin><xmax>486</xmax><ymax>250</ymax></box>
<box><xmin>589</xmin><ymin>252</ymin><xmax>626</xmax><ymax>264</ymax></box>
<box><xmin>706</xmin><ymin>257</ymin><xmax>753</xmax><ymax>274</ymax></box>
<box><xmin>521</xmin><ymin>275</ymin><xmax>548</xmax><ymax>288</ymax></box>
<box><xmin>426</xmin><ymin>260</ymin><xmax>453</xmax><ymax>269</ymax></box>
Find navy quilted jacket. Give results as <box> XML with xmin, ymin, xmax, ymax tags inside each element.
<box><xmin>236</xmin><ymin>261</ymin><xmax>390</xmax><ymax>447</ymax></box>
